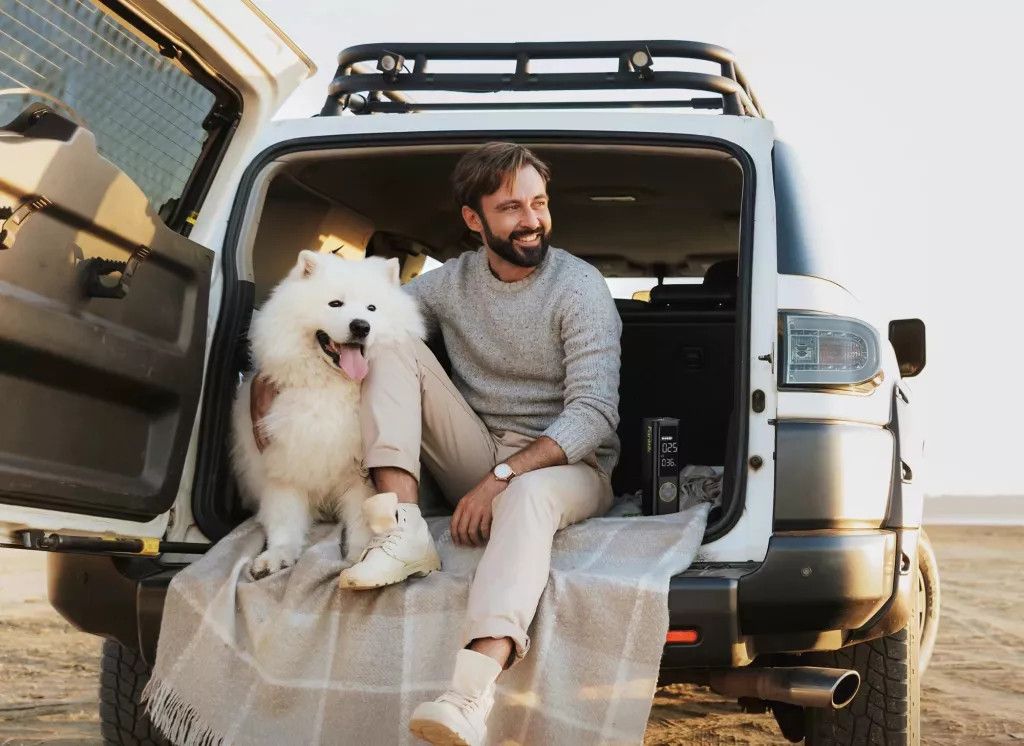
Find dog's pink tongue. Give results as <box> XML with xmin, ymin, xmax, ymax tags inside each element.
<box><xmin>338</xmin><ymin>346</ymin><xmax>369</xmax><ymax>382</ymax></box>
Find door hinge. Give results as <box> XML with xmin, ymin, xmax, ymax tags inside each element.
<box><xmin>202</xmin><ymin>103</ymin><xmax>238</xmax><ymax>131</ymax></box>
<box><xmin>11</xmin><ymin>529</ymin><xmax>209</xmax><ymax>556</ymax></box>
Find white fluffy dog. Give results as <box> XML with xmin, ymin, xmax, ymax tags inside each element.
<box><xmin>231</xmin><ymin>250</ymin><xmax>425</xmax><ymax>578</ymax></box>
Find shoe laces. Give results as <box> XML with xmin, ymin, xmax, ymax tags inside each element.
<box><xmin>438</xmin><ymin>690</ymin><xmax>484</xmax><ymax>714</ymax></box>
<box><xmin>365</xmin><ymin>524</ymin><xmax>403</xmax><ymax>554</ymax></box>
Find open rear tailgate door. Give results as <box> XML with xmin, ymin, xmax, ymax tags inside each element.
<box><xmin>0</xmin><ymin>0</ymin><xmax>313</xmax><ymax>545</ymax></box>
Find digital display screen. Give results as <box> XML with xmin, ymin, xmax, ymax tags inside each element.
<box><xmin>659</xmin><ymin>427</ymin><xmax>678</xmax><ymax>470</ymax></box>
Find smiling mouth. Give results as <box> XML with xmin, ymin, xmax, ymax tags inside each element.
<box><xmin>315</xmin><ymin>330</ymin><xmax>368</xmax><ymax>381</ymax></box>
<box><xmin>512</xmin><ymin>231</ymin><xmax>543</xmax><ymax>247</ymax></box>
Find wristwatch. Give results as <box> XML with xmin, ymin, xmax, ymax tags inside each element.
<box><xmin>492</xmin><ymin>462</ymin><xmax>517</xmax><ymax>482</ymax></box>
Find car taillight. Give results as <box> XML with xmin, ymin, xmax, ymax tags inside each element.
<box><xmin>780</xmin><ymin>312</ymin><xmax>882</xmax><ymax>388</ymax></box>
<box><xmin>665</xmin><ymin>628</ymin><xmax>700</xmax><ymax>644</ymax></box>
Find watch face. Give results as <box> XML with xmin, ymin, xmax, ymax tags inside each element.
<box><xmin>494</xmin><ymin>463</ymin><xmax>513</xmax><ymax>480</ymax></box>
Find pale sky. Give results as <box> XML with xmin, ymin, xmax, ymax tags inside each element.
<box><xmin>259</xmin><ymin>0</ymin><xmax>1024</xmax><ymax>497</ymax></box>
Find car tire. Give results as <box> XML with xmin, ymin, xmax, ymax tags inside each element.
<box><xmin>917</xmin><ymin>529</ymin><xmax>940</xmax><ymax>676</ymax></box>
<box><xmin>99</xmin><ymin>639</ymin><xmax>170</xmax><ymax>746</ymax></box>
<box><xmin>803</xmin><ymin>564</ymin><xmax>921</xmax><ymax>745</ymax></box>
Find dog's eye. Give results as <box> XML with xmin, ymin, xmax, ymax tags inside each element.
<box><xmin>367</xmin><ymin>304</ymin><xmax>376</xmax><ymax>312</ymax></box>
<box><xmin>329</xmin><ymin>300</ymin><xmax>344</xmax><ymax>308</ymax></box>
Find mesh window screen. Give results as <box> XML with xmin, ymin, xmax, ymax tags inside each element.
<box><xmin>0</xmin><ymin>0</ymin><xmax>216</xmax><ymax>216</ymax></box>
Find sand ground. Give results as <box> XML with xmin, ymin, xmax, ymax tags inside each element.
<box><xmin>1</xmin><ymin>525</ymin><xmax>1022</xmax><ymax>745</ymax></box>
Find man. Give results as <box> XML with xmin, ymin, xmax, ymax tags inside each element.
<box><xmin>253</xmin><ymin>142</ymin><xmax>621</xmax><ymax>745</ymax></box>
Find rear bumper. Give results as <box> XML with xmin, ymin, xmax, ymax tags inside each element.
<box><xmin>661</xmin><ymin>528</ymin><xmax>915</xmax><ymax>673</ymax></box>
<box><xmin>47</xmin><ymin>551</ymin><xmax>175</xmax><ymax>665</ymax></box>
<box><xmin>48</xmin><ymin>528</ymin><xmax>916</xmax><ymax>671</ymax></box>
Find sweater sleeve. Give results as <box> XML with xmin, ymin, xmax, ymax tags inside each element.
<box><xmin>404</xmin><ymin>265</ymin><xmax>443</xmax><ymax>334</ymax></box>
<box><xmin>542</xmin><ymin>269</ymin><xmax>622</xmax><ymax>463</ymax></box>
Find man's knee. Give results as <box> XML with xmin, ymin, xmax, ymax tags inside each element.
<box><xmin>493</xmin><ymin>472</ymin><xmax>559</xmax><ymax>527</ymax></box>
<box><xmin>492</xmin><ymin>465</ymin><xmax>609</xmax><ymax>534</ymax></box>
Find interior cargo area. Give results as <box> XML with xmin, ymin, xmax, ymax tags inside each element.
<box><xmin>229</xmin><ymin>142</ymin><xmax>744</xmax><ymax>526</ymax></box>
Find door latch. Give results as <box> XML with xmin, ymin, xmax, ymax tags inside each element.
<box><xmin>79</xmin><ymin>243</ymin><xmax>151</xmax><ymax>299</ymax></box>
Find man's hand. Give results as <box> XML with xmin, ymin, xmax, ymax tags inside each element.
<box><xmin>250</xmin><ymin>374</ymin><xmax>279</xmax><ymax>453</ymax></box>
<box><xmin>450</xmin><ymin>475</ymin><xmax>506</xmax><ymax>547</ymax></box>
<box><xmin>449</xmin><ymin>438</ymin><xmax>567</xmax><ymax>547</ymax></box>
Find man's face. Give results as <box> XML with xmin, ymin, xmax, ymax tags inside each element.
<box><xmin>464</xmin><ymin>165</ymin><xmax>552</xmax><ymax>268</ymax></box>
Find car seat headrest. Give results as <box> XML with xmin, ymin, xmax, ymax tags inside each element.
<box><xmin>647</xmin><ymin>258</ymin><xmax>738</xmax><ymax>310</ymax></box>
<box><xmin>703</xmin><ymin>258</ymin><xmax>738</xmax><ymax>289</ymax></box>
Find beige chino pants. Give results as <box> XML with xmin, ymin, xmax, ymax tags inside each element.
<box><xmin>360</xmin><ymin>337</ymin><xmax>613</xmax><ymax>659</ymax></box>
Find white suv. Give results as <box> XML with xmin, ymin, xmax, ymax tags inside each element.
<box><xmin>0</xmin><ymin>2</ymin><xmax>936</xmax><ymax>744</ymax></box>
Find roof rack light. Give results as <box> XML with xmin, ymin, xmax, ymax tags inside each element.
<box><xmin>319</xmin><ymin>40</ymin><xmax>764</xmax><ymax>118</ymax></box>
<box><xmin>629</xmin><ymin>47</ymin><xmax>654</xmax><ymax>80</ymax></box>
<box><xmin>376</xmin><ymin>51</ymin><xmax>405</xmax><ymax>83</ymax></box>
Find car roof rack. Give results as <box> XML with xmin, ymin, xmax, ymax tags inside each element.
<box><xmin>320</xmin><ymin>40</ymin><xmax>764</xmax><ymax>118</ymax></box>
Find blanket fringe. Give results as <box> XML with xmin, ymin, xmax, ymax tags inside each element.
<box><xmin>142</xmin><ymin>676</ymin><xmax>225</xmax><ymax>746</ymax></box>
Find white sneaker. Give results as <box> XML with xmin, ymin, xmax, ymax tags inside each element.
<box><xmin>338</xmin><ymin>493</ymin><xmax>440</xmax><ymax>590</ymax></box>
<box><xmin>409</xmin><ymin>649</ymin><xmax>502</xmax><ymax>746</ymax></box>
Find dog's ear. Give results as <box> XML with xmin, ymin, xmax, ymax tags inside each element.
<box><xmin>293</xmin><ymin>250</ymin><xmax>319</xmax><ymax>279</ymax></box>
<box><xmin>383</xmin><ymin>257</ymin><xmax>400</xmax><ymax>286</ymax></box>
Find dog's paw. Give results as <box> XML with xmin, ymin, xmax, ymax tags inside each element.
<box><xmin>250</xmin><ymin>544</ymin><xmax>303</xmax><ymax>579</ymax></box>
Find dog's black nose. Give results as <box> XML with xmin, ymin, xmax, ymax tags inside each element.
<box><xmin>349</xmin><ymin>319</ymin><xmax>370</xmax><ymax>338</ymax></box>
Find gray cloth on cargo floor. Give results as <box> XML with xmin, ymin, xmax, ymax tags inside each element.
<box><xmin>143</xmin><ymin>504</ymin><xmax>709</xmax><ymax>746</ymax></box>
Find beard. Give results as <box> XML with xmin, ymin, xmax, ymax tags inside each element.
<box><xmin>479</xmin><ymin>215</ymin><xmax>551</xmax><ymax>268</ymax></box>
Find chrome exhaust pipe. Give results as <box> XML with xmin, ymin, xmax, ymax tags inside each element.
<box><xmin>708</xmin><ymin>666</ymin><xmax>861</xmax><ymax>709</ymax></box>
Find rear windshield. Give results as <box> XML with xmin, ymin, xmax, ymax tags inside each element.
<box><xmin>0</xmin><ymin>0</ymin><xmax>217</xmax><ymax>216</ymax></box>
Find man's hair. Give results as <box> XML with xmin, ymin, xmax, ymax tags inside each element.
<box><xmin>451</xmin><ymin>142</ymin><xmax>552</xmax><ymax>211</ymax></box>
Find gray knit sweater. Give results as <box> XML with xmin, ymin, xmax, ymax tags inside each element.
<box><xmin>406</xmin><ymin>246</ymin><xmax>621</xmax><ymax>476</ymax></box>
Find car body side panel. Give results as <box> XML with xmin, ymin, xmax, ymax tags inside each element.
<box><xmin>774</xmin><ymin>422</ymin><xmax>895</xmax><ymax>530</ymax></box>
<box><xmin>893</xmin><ymin>385</ymin><xmax>925</xmax><ymax>528</ymax></box>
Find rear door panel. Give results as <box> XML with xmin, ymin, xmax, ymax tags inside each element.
<box><xmin>0</xmin><ymin>0</ymin><xmax>313</xmax><ymax>544</ymax></box>
<box><xmin>0</xmin><ymin>121</ymin><xmax>212</xmax><ymax>520</ymax></box>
